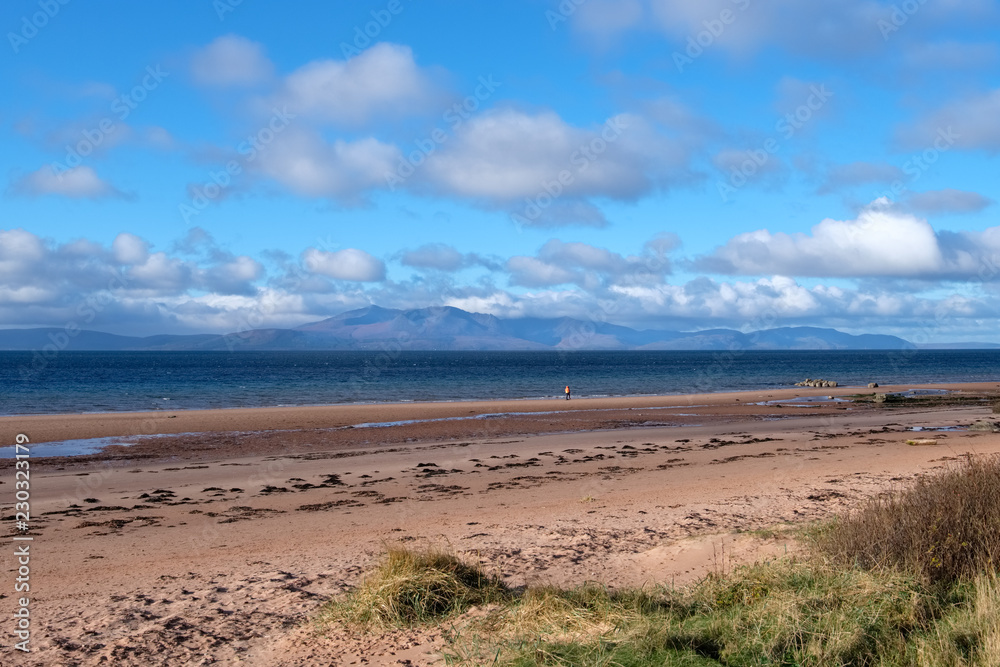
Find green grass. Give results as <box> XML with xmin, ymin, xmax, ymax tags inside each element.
<box><xmin>320</xmin><ymin>456</ymin><xmax>1000</xmax><ymax>665</ymax></box>
<box><xmin>443</xmin><ymin>562</ymin><xmax>1000</xmax><ymax>666</ymax></box>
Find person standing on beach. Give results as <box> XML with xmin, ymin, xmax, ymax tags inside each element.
<box><xmin>565</xmin><ymin>385</ymin><xmax>571</xmax><ymax>400</ymax></box>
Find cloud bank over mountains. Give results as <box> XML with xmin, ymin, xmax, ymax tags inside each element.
<box><xmin>3</xmin><ymin>2</ymin><xmax>999</xmax><ymax>342</ymax></box>
<box><xmin>3</xmin><ymin>201</ymin><xmax>997</xmax><ymax>340</ymax></box>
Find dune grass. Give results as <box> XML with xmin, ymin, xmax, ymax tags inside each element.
<box><xmin>321</xmin><ymin>456</ymin><xmax>1000</xmax><ymax>665</ymax></box>
<box><xmin>444</xmin><ymin>562</ymin><xmax>1000</xmax><ymax>666</ymax></box>
<box><xmin>320</xmin><ymin>546</ymin><xmax>510</xmax><ymax>629</ymax></box>
<box><xmin>816</xmin><ymin>455</ymin><xmax>1000</xmax><ymax>585</ymax></box>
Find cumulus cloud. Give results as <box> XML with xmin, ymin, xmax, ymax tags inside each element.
<box><xmin>0</xmin><ymin>227</ymin><xmax>265</xmax><ymax>326</ymax></box>
<box><xmin>191</xmin><ymin>34</ymin><xmax>274</xmax><ymax>87</ymax></box>
<box><xmin>8</xmin><ymin>166</ymin><xmax>124</xmax><ymax>199</ymax></box>
<box><xmin>694</xmin><ymin>203</ymin><xmax>1000</xmax><ymax>280</ymax></box>
<box><xmin>302</xmin><ymin>248</ymin><xmax>386</xmax><ymax>282</ymax></box>
<box><xmin>432</xmin><ymin>274</ymin><xmax>997</xmax><ymax>340</ymax></box>
<box><xmin>202</xmin><ymin>255</ymin><xmax>264</xmax><ymax>295</ymax></box>
<box><xmin>112</xmin><ymin>233</ymin><xmax>150</xmax><ymax>265</ymax></box>
<box><xmin>273</xmin><ymin>43</ymin><xmax>441</xmax><ymax>126</ymax></box>
<box><xmin>250</xmin><ymin>128</ymin><xmax>400</xmax><ymax>201</ymax></box>
<box><xmin>5</xmin><ymin>226</ymin><xmax>1000</xmax><ymax>340</ymax></box>
<box><xmin>421</xmin><ymin>109</ymin><xmax>692</xmax><ymax>215</ymax></box>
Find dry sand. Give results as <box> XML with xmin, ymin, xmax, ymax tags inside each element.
<box><xmin>2</xmin><ymin>382</ymin><xmax>1000</xmax><ymax>665</ymax></box>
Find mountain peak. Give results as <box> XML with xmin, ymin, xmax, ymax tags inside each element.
<box><xmin>0</xmin><ymin>305</ymin><xmax>918</xmax><ymax>351</ymax></box>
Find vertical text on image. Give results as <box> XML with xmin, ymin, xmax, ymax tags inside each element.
<box><xmin>12</xmin><ymin>433</ymin><xmax>33</xmax><ymax>653</ymax></box>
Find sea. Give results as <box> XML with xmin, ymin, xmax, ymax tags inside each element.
<box><xmin>1</xmin><ymin>349</ymin><xmax>999</xmax><ymax>417</ymax></box>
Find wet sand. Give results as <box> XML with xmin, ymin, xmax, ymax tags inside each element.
<box><xmin>2</xmin><ymin>382</ymin><xmax>999</xmax><ymax>665</ymax></box>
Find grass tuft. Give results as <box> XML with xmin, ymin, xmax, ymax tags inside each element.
<box><xmin>322</xmin><ymin>546</ymin><xmax>510</xmax><ymax>629</ymax></box>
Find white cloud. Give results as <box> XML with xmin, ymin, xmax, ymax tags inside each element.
<box><xmin>0</xmin><ymin>228</ymin><xmax>267</xmax><ymax>319</ymax></box>
<box><xmin>422</xmin><ymin>109</ymin><xmax>691</xmax><ymax>207</ymax></box>
<box><xmin>695</xmin><ymin>203</ymin><xmax>1000</xmax><ymax>280</ymax></box>
<box><xmin>5</xmin><ymin>223</ymin><xmax>1000</xmax><ymax>340</ymax></box>
<box><xmin>112</xmin><ymin>233</ymin><xmax>149</xmax><ymax>265</ymax></box>
<box><xmin>9</xmin><ymin>165</ymin><xmax>123</xmax><ymax>199</ymax></box>
<box><xmin>303</xmin><ymin>248</ymin><xmax>386</xmax><ymax>282</ymax></box>
<box><xmin>696</xmin><ymin>206</ymin><xmax>942</xmax><ymax>277</ymax></box>
<box><xmin>128</xmin><ymin>253</ymin><xmax>191</xmax><ymax>291</ymax></box>
<box><xmin>251</xmin><ymin>128</ymin><xmax>400</xmax><ymax>200</ymax></box>
<box><xmin>201</xmin><ymin>256</ymin><xmax>264</xmax><ymax>295</ymax></box>
<box><xmin>191</xmin><ymin>34</ymin><xmax>274</xmax><ymax>87</ymax></box>
<box><xmin>274</xmin><ymin>43</ymin><xmax>440</xmax><ymax>126</ymax></box>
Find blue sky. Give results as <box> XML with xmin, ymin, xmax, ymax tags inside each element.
<box><xmin>2</xmin><ymin>0</ymin><xmax>1000</xmax><ymax>341</ymax></box>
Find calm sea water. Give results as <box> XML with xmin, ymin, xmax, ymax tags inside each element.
<box><xmin>1</xmin><ymin>350</ymin><xmax>999</xmax><ymax>416</ymax></box>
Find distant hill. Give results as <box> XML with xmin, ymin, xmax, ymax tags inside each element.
<box><xmin>0</xmin><ymin>305</ymin><xmax>919</xmax><ymax>351</ymax></box>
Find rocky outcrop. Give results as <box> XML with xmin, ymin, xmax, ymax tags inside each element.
<box><xmin>795</xmin><ymin>378</ymin><xmax>838</xmax><ymax>388</ymax></box>
<box><xmin>868</xmin><ymin>382</ymin><xmax>879</xmax><ymax>388</ymax></box>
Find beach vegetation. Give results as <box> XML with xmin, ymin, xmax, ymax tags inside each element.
<box><xmin>320</xmin><ymin>545</ymin><xmax>510</xmax><ymax>629</ymax></box>
<box><xmin>816</xmin><ymin>454</ymin><xmax>1000</xmax><ymax>585</ymax></box>
<box><xmin>321</xmin><ymin>455</ymin><xmax>1000</xmax><ymax>665</ymax></box>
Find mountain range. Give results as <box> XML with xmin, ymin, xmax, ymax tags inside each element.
<box><xmin>0</xmin><ymin>305</ymin><xmax>929</xmax><ymax>351</ymax></box>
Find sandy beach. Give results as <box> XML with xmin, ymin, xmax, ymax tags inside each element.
<box><xmin>3</xmin><ymin>382</ymin><xmax>1000</xmax><ymax>665</ymax></box>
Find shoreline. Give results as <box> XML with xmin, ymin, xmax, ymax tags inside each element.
<box><xmin>2</xmin><ymin>381</ymin><xmax>997</xmax><ymax>464</ymax></box>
